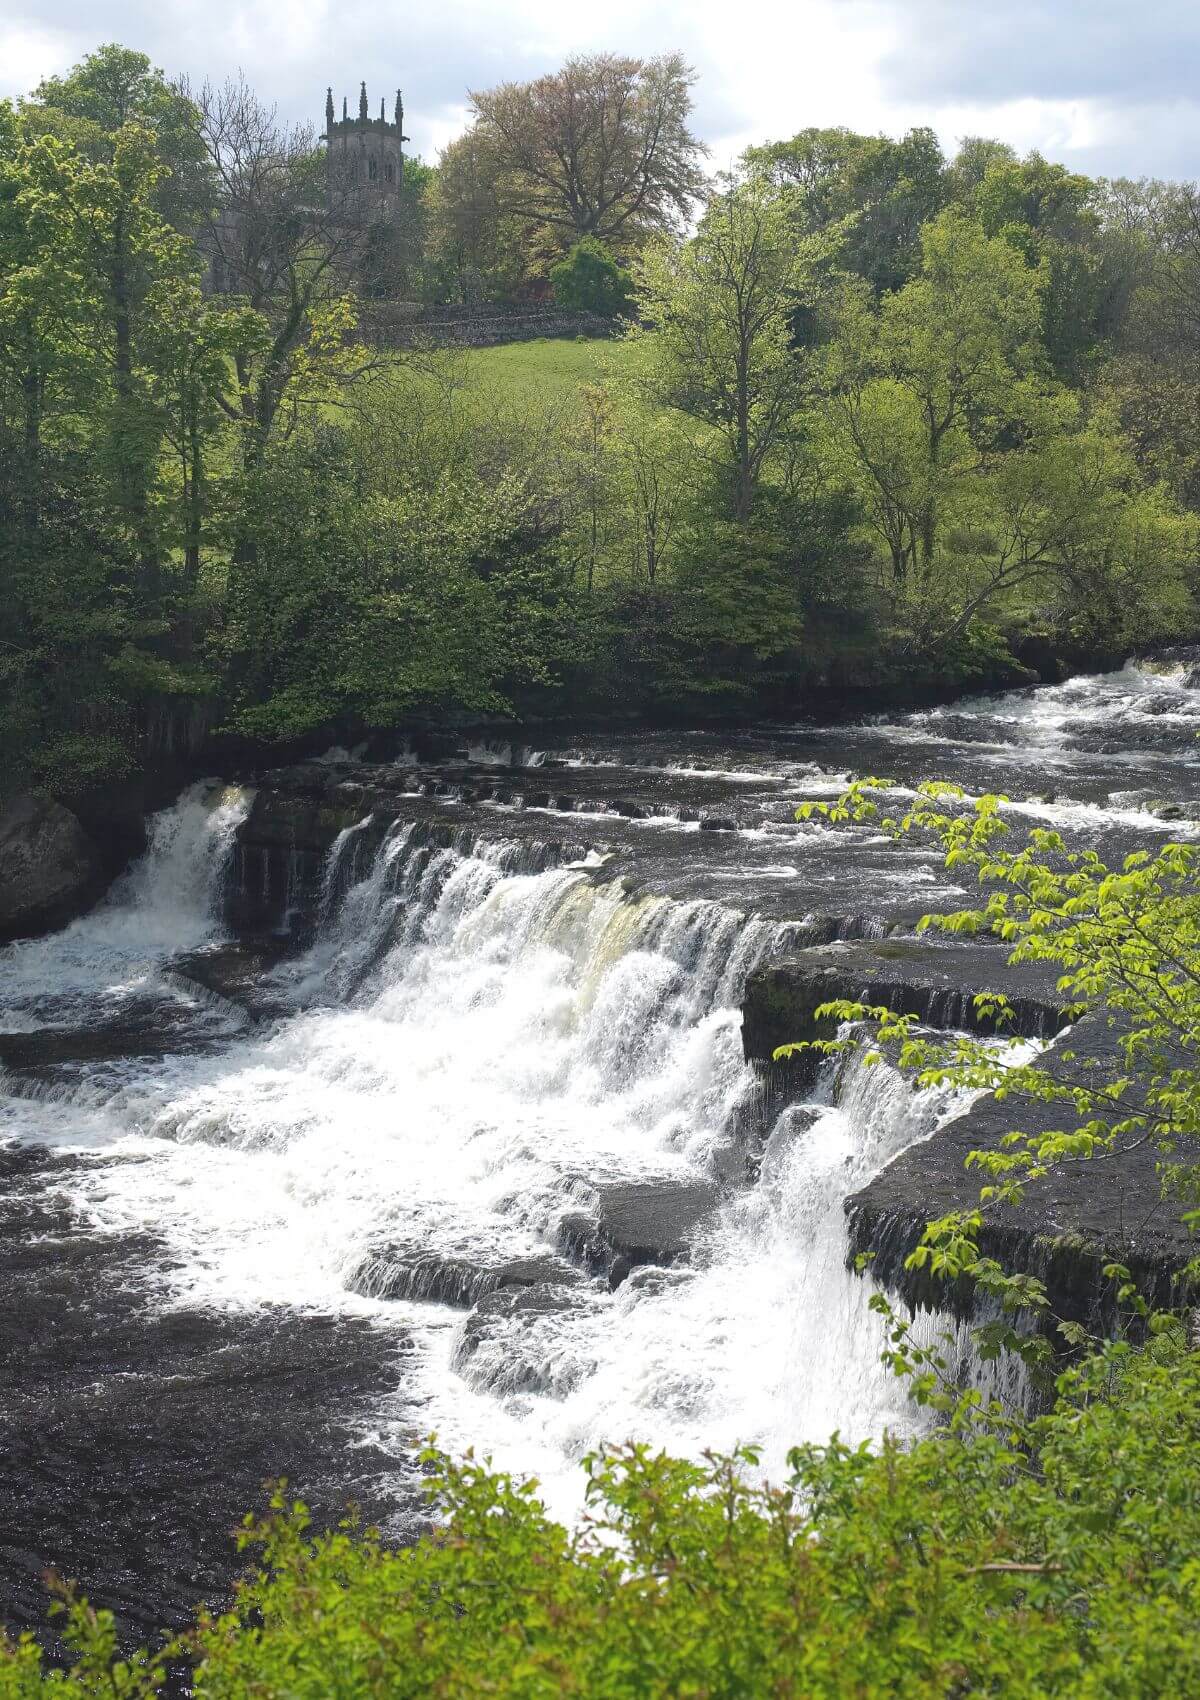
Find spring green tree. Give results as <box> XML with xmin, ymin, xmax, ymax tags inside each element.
<box><xmin>632</xmin><ymin>177</ymin><xmax>818</xmax><ymax>526</ymax></box>
<box><xmin>550</xmin><ymin>236</ymin><xmax>632</xmax><ymax>317</ymax></box>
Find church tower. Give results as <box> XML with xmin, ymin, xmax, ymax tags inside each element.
<box><xmin>324</xmin><ymin>81</ymin><xmax>409</xmax><ymax>221</ymax></box>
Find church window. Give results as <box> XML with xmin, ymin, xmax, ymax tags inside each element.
<box><xmin>368</xmin><ymin>156</ymin><xmax>378</xmax><ymax>181</ymax></box>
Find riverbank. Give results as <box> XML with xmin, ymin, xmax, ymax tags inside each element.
<box><xmin>5</xmin><ymin>630</ymin><xmax>1180</xmax><ymax>947</ymax></box>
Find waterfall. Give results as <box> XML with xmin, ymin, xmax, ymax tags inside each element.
<box><xmin>0</xmin><ymin>782</ymin><xmax>251</xmax><ymax>1033</ymax></box>
<box><xmin>0</xmin><ymin>810</ymin><xmax>990</xmax><ymax>1523</ymax></box>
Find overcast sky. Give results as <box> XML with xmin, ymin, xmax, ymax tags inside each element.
<box><xmin>2</xmin><ymin>0</ymin><xmax>1197</xmax><ymax>181</ymax></box>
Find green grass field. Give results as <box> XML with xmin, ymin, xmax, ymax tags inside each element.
<box><xmin>373</xmin><ymin>333</ymin><xmax>637</xmax><ymax>435</ymax></box>
<box><xmin>464</xmin><ymin>335</ymin><xmax>630</xmax><ymax>402</ymax></box>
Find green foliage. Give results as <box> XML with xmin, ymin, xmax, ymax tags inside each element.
<box><xmin>23</xmin><ymin>43</ymin><xmax>212</xmax><ymax>233</ymax></box>
<box><xmin>4</xmin><ymin>45</ymin><xmax>1200</xmax><ymax>806</ymax></box>
<box><xmin>5</xmin><ymin>1336</ymin><xmax>1200</xmax><ymax>1697</ymax></box>
<box><xmin>745</xmin><ymin>124</ymin><xmax>948</xmax><ymax>293</ymax></box>
<box><xmin>819</xmin><ymin>209</ymin><xmax>1196</xmax><ymax>648</ymax></box>
<box><xmin>631</xmin><ymin>177</ymin><xmax>825</xmax><ymax>526</ymax></box>
<box><xmin>221</xmin><ymin>421</ymin><xmax>579</xmax><ymax>736</ymax></box>
<box><xmin>551</xmin><ymin>236</ymin><xmax>632</xmax><ymax>316</ymax></box>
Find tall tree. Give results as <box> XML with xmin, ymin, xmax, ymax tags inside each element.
<box><xmin>633</xmin><ymin>178</ymin><xmax>817</xmax><ymax>525</ymax></box>
<box><xmin>468</xmin><ymin>53</ymin><xmax>706</xmax><ymax>249</ymax></box>
<box><xmin>745</xmin><ymin>125</ymin><xmax>947</xmax><ymax>293</ymax></box>
<box><xmin>23</xmin><ymin>44</ymin><xmax>211</xmax><ymax>233</ymax></box>
<box><xmin>427</xmin><ymin>130</ymin><xmax>522</xmax><ymax>301</ymax></box>
<box><xmin>827</xmin><ymin>209</ymin><xmax>1045</xmax><ymax>581</ymax></box>
<box><xmin>186</xmin><ymin>75</ymin><xmax>367</xmax><ymax>479</ymax></box>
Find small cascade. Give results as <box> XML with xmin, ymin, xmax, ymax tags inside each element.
<box><xmin>1</xmin><ymin>790</ymin><xmax>1002</xmax><ymax>1522</ymax></box>
<box><xmin>434</xmin><ymin>1040</ymin><xmax>971</xmax><ymax>1517</ymax></box>
<box><xmin>0</xmin><ymin>782</ymin><xmax>251</xmax><ymax>1032</ymax></box>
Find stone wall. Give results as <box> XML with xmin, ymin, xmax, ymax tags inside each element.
<box><xmin>358</xmin><ymin>301</ymin><xmax>618</xmax><ymax>349</ymax></box>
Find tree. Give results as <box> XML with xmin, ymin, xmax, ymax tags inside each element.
<box><xmin>186</xmin><ymin>76</ymin><xmax>368</xmax><ymax>479</ymax></box>
<box><xmin>944</xmin><ymin>135</ymin><xmax>1017</xmax><ymax>202</ymax></box>
<box><xmin>1094</xmin><ymin>180</ymin><xmax>1200</xmax><ymax>512</ymax></box>
<box><xmin>745</xmin><ymin>125</ymin><xmax>948</xmax><ymax>293</ymax></box>
<box><xmin>22</xmin><ymin>43</ymin><xmax>211</xmax><ymax>233</ymax></box>
<box><xmin>965</xmin><ymin>151</ymin><xmax>1136</xmax><ymax>380</ymax></box>
<box><xmin>427</xmin><ymin>130</ymin><xmax>530</xmax><ymax>301</ymax></box>
<box><xmin>468</xmin><ymin>53</ymin><xmax>706</xmax><ymax>248</ymax></box>
<box><xmin>825</xmin><ymin>209</ymin><xmax>1046</xmax><ymax>591</ymax></box>
<box><xmin>0</xmin><ymin>91</ymin><xmax>258</xmax><ymax>791</ymax></box>
<box><xmin>13</xmin><ymin>117</ymin><xmax>193</xmax><ymax>586</ymax></box>
<box><xmin>139</xmin><ymin>275</ymin><xmax>263</xmax><ymax>653</ymax></box>
<box><xmin>550</xmin><ymin>237</ymin><xmax>631</xmax><ymax>317</ymax></box>
<box><xmin>559</xmin><ymin>382</ymin><xmax>616</xmax><ymax>594</ymax></box>
<box><xmin>609</xmin><ymin>390</ymin><xmax>693</xmax><ymax>586</ymax></box>
<box><xmin>633</xmin><ymin>178</ymin><xmax>817</xmax><ymax>525</ymax></box>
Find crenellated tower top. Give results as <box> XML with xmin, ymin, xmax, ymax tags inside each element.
<box><xmin>324</xmin><ymin>79</ymin><xmax>410</xmax><ymax>219</ymax></box>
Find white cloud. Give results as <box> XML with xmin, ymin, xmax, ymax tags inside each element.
<box><xmin>1</xmin><ymin>0</ymin><xmax>1197</xmax><ymax>178</ymax></box>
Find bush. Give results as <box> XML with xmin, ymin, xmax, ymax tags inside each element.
<box><xmin>5</xmin><ymin>1335</ymin><xmax>1200</xmax><ymax>1698</ymax></box>
<box><xmin>551</xmin><ymin>237</ymin><xmax>633</xmax><ymax>318</ymax></box>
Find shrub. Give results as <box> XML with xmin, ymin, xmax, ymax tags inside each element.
<box><xmin>551</xmin><ymin>238</ymin><xmax>633</xmax><ymax>318</ymax></box>
<box><xmin>4</xmin><ymin>1335</ymin><xmax>1199</xmax><ymax>1698</ymax></box>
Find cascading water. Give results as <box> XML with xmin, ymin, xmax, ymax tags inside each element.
<box><xmin>0</xmin><ymin>782</ymin><xmax>250</xmax><ymax>1034</ymax></box>
<box><xmin>0</xmin><ymin>804</ymin><xmax>980</xmax><ymax>1526</ymax></box>
<box><xmin>10</xmin><ymin>657</ymin><xmax>1197</xmax><ymax>1623</ymax></box>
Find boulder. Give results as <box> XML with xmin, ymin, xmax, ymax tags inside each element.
<box><xmin>558</xmin><ymin>1175</ymin><xmax>719</xmax><ymax>1286</ymax></box>
<box><xmin>743</xmin><ymin>938</ymin><xmax>1070</xmax><ymax>1067</ymax></box>
<box><xmin>170</xmin><ymin>937</ymin><xmax>295</xmax><ymax>1021</ymax></box>
<box><xmin>0</xmin><ymin>794</ymin><xmax>100</xmax><ymax>941</ymax></box>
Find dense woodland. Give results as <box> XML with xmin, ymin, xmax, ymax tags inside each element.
<box><xmin>4</xmin><ymin>45</ymin><xmax>1200</xmax><ymax>800</ymax></box>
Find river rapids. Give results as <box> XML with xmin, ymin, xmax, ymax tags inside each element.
<box><xmin>3</xmin><ymin>657</ymin><xmax>1200</xmax><ymax>1637</ymax></box>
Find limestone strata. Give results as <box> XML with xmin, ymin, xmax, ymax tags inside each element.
<box><xmin>557</xmin><ymin>1175</ymin><xmax>719</xmax><ymax>1287</ymax></box>
<box><xmin>846</xmin><ymin>1013</ymin><xmax>1192</xmax><ymax>1329</ymax></box>
<box><xmin>741</xmin><ymin>938</ymin><xmax>1070</xmax><ymax>1113</ymax></box>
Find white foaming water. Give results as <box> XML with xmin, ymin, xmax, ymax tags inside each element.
<box><xmin>876</xmin><ymin>657</ymin><xmax>1200</xmax><ymax>760</ymax></box>
<box><xmin>430</xmin><ymin>1045</ymin><xmax>970</xmax><ymax>1519</ymax></box>
<box><xmin>0</xmin><ymin>808</ymin><xmax>962</xmax><ymax>1517</ymax></box>
<box><xmin>0</xmin><ymin>782</ymin><xmax>251</xmax><ymax>1031</ymax></box>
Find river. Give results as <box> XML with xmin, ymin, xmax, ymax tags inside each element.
<box><xmin>3</xmin><ymin>657</ymin><xmax>1200</xmax><ymax>1639</ymax></box>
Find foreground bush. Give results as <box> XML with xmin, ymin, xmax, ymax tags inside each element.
<box><xmin>4</xmin><ymin>1336</ymin><xmax>1199</xmax><ymax>1698</ymax></box>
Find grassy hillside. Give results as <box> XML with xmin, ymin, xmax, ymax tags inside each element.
<box><xmin>464</xmin><ymin>335</ymin><xmax>630</xmax><ymax>402</ymax></box>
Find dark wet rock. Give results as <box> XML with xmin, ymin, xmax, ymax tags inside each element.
<box><xmin>225</xmin><ymin>784</ymin><xmax>381</xmax><ymax>931</ymax></box>
<box><xmin>0</xmin><ymin>1001</ymin><xmax>218</xmax><ymax>1071</ymax></box>
<box><xmin>741</xmin><ymin>938</ymin><xmax>1073</xmax><ymax>1120</ymax></box>
<box><xmin>0</xmin><ymin>795</ymin><xmax>101</xmax><ymax>941</ymax></box>
<box><xmin>346</xmin><ymin>1247</ymin><xmax>580</xmax><ymax>1309</ymax></box>
<box><xmin>558</xmin><ymin>1175</ymin><xmax>719</xmax><ymax>1286</ymax></box>
<box><xmin>171</xmin><ymin>937</ymin><xmax>295</xmax><ymax>1020</ymax></box>
<box><xmin>0</xmin><ymin>1146</ymin><xmax>406</xmax><ymax>1654</ymax></box>
<box><xmin>846</xmin><ymin>1012</ymin><xmax>1193</xmax><ymax>1330</ymax></box>
<box><xmin>743</xmin><ymin>938</ymin><xmax>1070</xmax><ymax>1071</ymax></box>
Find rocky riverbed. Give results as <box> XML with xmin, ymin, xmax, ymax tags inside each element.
<box><xmin>3</xmin><ymin>656</ymin><xmax>1200</xmax><ymax>1649</ymax></box>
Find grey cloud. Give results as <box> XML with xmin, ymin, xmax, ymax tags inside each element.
<box><xmin>5</xmin><ymin>0</ymin><xmax>1200</xmax><ymax>178</ymax></box>
<box><xmin>875</xmin><ymin>0</ymin><xmax>1200</xmax><ymax>108</ymax></box>
<box><xmin>1</xmin><ymin>2</ymin><xmax>529</xmax><ymax>161</ymax></box>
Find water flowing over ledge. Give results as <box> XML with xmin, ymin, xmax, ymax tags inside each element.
<box><xmin>3</xmin><ymin>654</ymin><xmax>1200</xmax><ymax>1632</ymax></box>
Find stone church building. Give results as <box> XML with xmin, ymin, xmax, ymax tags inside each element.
<box><xmin>325</xmin><ymin>83</ymin><xmax>409</xmax><ymax>221</ymax></box>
